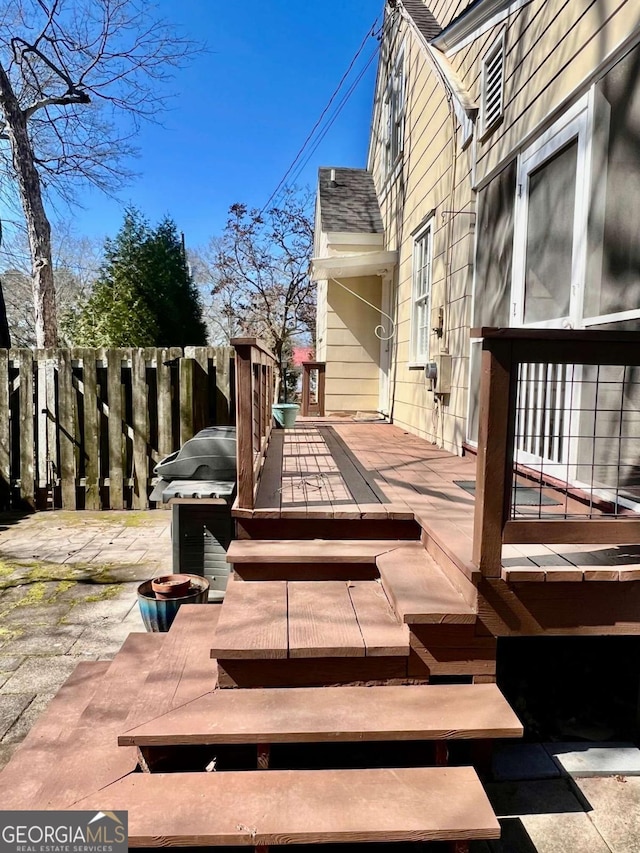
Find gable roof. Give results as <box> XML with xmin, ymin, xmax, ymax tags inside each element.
<box><xmin>399</xmin><ymin>0</ymin><xmax>442</xmax><ymax>41</ymax></box>
<box><xmin>317</xmin><ymin>168</ymin><xmax>383</xmax><ymax>234</ymax></box>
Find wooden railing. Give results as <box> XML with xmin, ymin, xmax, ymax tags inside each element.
<box><xmin>0</xmin><ymin>346</ymin><xmax>234</xmax><ymax>511</ymax></box>
<box><xmin>232</xmin><ymin>337</ymin><xmax>277</xmax><ymax>510</ymax></box>
<box><xmin>301</xmin><ymin>361</ymin><xmax>325</xmax><ymax>417</ymax></box>
<box><xmin>472</xmin><ymin>327</ymin><xmax>640</xmax><ymax>577</ymax></box>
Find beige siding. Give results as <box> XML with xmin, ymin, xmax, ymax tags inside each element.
<box><xmin>475</xmin><ymin>0</ymin><xmax>640</xmax><ymax>184</ymax></box>
<box><xmin>324</xmin><ymin>276</ymin><xmax>382</xmax><ymax>413</ymax></box>
<box><xmin>369</xmin><ymin>3</ymin><xmax>476</xmax><ymax>452</ymax></box>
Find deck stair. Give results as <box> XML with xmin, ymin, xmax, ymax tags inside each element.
<box><xmin>210</xmin><ymin>576</ymin><xmax>410</xmax><ymax>688</ymax></box>
<box><xmin>73</xmin><ymin>766</ymin><xmax>501</xmax><ymax>848</ymax></box>
<box><xmin>119</xmin><ymin>682</ymin><xmax>523</xmax><ymax>749</ymax></box>
<box><xmin>227</xmin><ymin>538</ymin><xmax>406</xmax><ymax>580</ymax></box>
<box><xmin>0</xmin><ymin>600</ymin><xmax>523</xmax><ymax>851</ymax></box>
<box><xmin>217</xmin><ymin>539</ymin><xmax>490</xmax><ymax>685</ymax></box>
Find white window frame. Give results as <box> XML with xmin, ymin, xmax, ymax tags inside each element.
<box><xmin>511</xmin><ymin>93</ymin><xmax>592</xmax><ymax>329</ymax></box>
<box><xmin>384</xmin><ymin>49</ymin><xmax>405</xmax><ymax>176</ymax></box>
<box><xmin>410</xmin><ymin>223</ymin><xmax>433</xmax><ymax>365</ymax></box>
<box><xmin>480</xmin><ymin>33</ymin><xmax>505</xmax><ymax>136</ymax></box>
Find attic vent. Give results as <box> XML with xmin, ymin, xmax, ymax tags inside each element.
<box><xmin>481</xmin><ymin>36</ymin><xmax>504</xmax><ymax>134</ymax></box>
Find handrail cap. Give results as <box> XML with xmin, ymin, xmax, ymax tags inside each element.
<box><xmin>231</xmin><ymin>337</ymin><xmax>277</xmax><ymax>360</ymax></box>
<box><xmin>471</xmin><ymin>326</ymin><xmax>640</xmax><ymax>343</ymax></box>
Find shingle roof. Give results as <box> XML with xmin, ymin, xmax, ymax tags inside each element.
<box><xmin>400</xmin><ymin>0</ymin><xmax>442</xmax><ymax>41</ymax></box>
<box><xmin>317</xmin><ymin>168</ymin><xmax>383</xmax><ymax>234</ymax></box>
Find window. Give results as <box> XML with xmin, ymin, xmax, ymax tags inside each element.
<box><xmin>511</xmin><ymin>95</ymin><xmax>591</xmax><ymax>328</ymax></box>
<box><xmin>481</xmin><ymin>35</ymin><xmax>504</xmax><ymax>135</ymax></box>
<box><xmin>384</xmin><ymin>51</ymin><xmax>405</xmax><ymax>174</ymax></box>
<box><xmin>411</xmin><ymin>225</ymin><xmax>432</xmax><ymax>363</ymax></box>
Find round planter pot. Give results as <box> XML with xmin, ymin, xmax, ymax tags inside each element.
<box><xmin>151</xmin><ymin>574</ymin><xmax>192</xmax><ymax>600</ymax></box>
<box><xmin>137</xmin><ymin>574</ymin><xmax>210</xmax><ymax>633</ymax></box>
<box><xmin>272</xmin><ymin>403</ymin><xmax>300</xmax><ymax>429</ymax></box>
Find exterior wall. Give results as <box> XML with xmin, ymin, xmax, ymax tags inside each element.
<box><xmin>473</xmin><ymin>0</ymin><xmax>640</xmax><ymax>187</ymax></box>
<box><xmin>323</xmin><ymin>276</ymin><xmax>382</xmax><ymax>413</ymax></box>
<box><xmin>369</xmin><ymin>3</ymin><xmax>476</xmax><ymax>452</ymax></box>
<box><xmin>366</xmin><ymin>0</ymin><xmax>640</xmax><ymax>454</ymax></box>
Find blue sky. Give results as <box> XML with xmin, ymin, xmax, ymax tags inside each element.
<box><xmin>70</xmin><ymin>0</ymin><xmax>382</xmax><ymax>250</ymax></box>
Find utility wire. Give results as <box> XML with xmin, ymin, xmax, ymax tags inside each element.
<box><xmin>260</xmin><ymin>16</ymin><xmax>381</xmax><ymax>214</ymax></box>
<box><xmin>281</xmin><ymin>44</ymin><xmax>380</xmax><ymax>194</ymax></box>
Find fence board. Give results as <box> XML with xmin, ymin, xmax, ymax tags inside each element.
<box><xmin>0</xmin><ymin>346</ymin><xmax>234</xmax><ymax>511</ymax></box>
<box><xmin>82</xmin><ymin>348</ymin><xmax>100</xmax><ymax>510</ymax></box>
<box><xmin>132</xmin><ymin>349</ymin><xmax>149</xmax><ymax>510</ymax></box>
<box><xmin>16</xmin><ymin>349</ymin><xmax>35</xmax><ymax>508</ymax></box>
<box><xmin>179</xmin><ymin>357</ymin><xmax>194</xmax><ymax>445</ymax></box>
<box><xmin>0</xmin><ymin>349</ymin><xmax>10</xmax><ymax>505</ymax></box>
<box><xmin>216</xmin><ymin>347</ymin><xmax>232</xmax><ymax>425</ymax></box>
<box><xmin>107</xmin><ymin>349</ymin><xmax>124</xmax><ymax>510</ymax></box>
<box><xmin>58</xmin><ymin>349</ymin><xmax>76</xmax><ymax>509</ymax></box>
<box><xmin>35</xmin><ymin>350</ymin><xmax>47</xmax><ymax>493</ymax></box>
<box><xmin>45</xmin><ymin>348</ymin><xmax>58</xmax><ymax>499</ymax></box>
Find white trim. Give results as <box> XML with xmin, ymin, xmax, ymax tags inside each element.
<box><xmin>325</xmin><ymin>232</ymin><xmax>385</xmax><ymax>248</ymax></box>
<box><xmin>473</xmin><ymin>25</ymin><xmax>640</xmax><ymax>192</ymax></box>
<box><xmin>396</xmin><ymin>1</ymin><xmax>477</xmax><ymax>147</ymax></box>
<box><xmin>310</xmin><ymin>251</ymin><xmax>398</xmax><ymax>281</ymax></box>
<box><xmin>436</xmin><ymin>0</ymin><xmax>533</xmax><ymax>57</ymax></box>
<box><xmin>584</xmin><ymin>308</ymin><xmax>640</xmax><ymax>327</ymax></box>
<box><xmin>511</xmin><ymin>93</ymin><xmax>591</xmax><ymax>329</ymax></box>
<box><xmin>410</xmin><ymin>224</ymin><xmax>433</xmax><ymax>364</ymax></box>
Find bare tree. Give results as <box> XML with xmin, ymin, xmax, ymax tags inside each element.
<box><xmin>1</xmin><ymin>218</ymin><xmax>102</xmax><ymax>345</ymax></box>
<box><xmin>195</xmin><ymin>189</ymin><xmax>316</xmax><ymax>398</ymax></box>
<box><xmin>0</xmin><ymin>0</ymin><xmax>194</xmax><ymax>346</ymax></box>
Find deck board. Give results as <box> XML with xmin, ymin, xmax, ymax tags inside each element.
<box><xmin>74</xmin><ymin>766</ymin><xmax>500</xmax><ymax>847</ymax></box>
<box><xmin>288</xmin><ymin>581</ymin><xmax>365</xmax><ymax>658</ymax></box>
<box><xmin>251</xmin><ymin>421</ymin><xmax>640</xmax><ymax>581</ymax></box>
<box><xmin>348</xmin><ymin>580</ymin><xmax>409</xmax><ymax>656</ymax></box>
<box><xmin>211</xmin><ymin>580</ymin><xmax>288</xmax><ymax>660</ymax></box>
<box><xmin>119</xmin><ymin>683</ymin><xmax>522</xmax><ymax>746</ymax></box>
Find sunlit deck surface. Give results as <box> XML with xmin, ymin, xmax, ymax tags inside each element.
<box><xmin>250</xmin><ymin>419</ymin><xmax>640</xmax><ymax>582</ymax></box>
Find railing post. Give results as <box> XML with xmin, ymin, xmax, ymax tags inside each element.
<box><xmin>472</xmin><ymin>339</ymin><xmax>515</xmax><ymax>577</ymax></box>
<box><xmin>234</xmin><ymin>342</ymin><xmax>255</xmax><ymax>510</ymax></box>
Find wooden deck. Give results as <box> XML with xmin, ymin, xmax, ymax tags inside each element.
<box><xmin>247</xmin><ymin>420</ymin><xmax>640</xmax><ymax>582</ymax></box>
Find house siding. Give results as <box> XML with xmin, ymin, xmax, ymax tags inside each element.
<box><xmin>323</xmin><ymin>276</ymin><xmax>382</xmax><ymax>413</ymax></box>
<box><xmin>475</xmin><ymin>0</ymin><xmax>640</xmax><ymax>186</ymax></box>
<box><xmin>370</xmin><ymin>4</ymin><xmax>476</xmax><ymax>452</ymax></box>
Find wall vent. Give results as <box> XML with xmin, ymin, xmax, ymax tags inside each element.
<box><xmin>481</xmin><ymin>37</ymin><xmax>505</xmax><ymax>134</ymax></box>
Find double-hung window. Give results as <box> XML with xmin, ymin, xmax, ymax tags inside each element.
<box><xmin>384</xmin><ymin>51</ymin><xmax>405</xmax><ymax>174</ymax></box>
<box><xmin>411</xmin><ymin>225</ymin><xmax>432</xmax><ymax>364</ymax></box>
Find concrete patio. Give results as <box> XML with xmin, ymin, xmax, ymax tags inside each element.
<box><xmin>0</xmin><ymin>509</ymin><xmax>171</xmax><ymax>769</ymax></box>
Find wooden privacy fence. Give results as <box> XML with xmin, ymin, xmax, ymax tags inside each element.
<box><xmin>232</xmin><ymin>338</ymin><xmax>277</xmax><ymax>511</ymax></box>
<box><xmin>0</xmin><ymin>346</ymin><xmax>235</xmax><ymax>511</ymax></box>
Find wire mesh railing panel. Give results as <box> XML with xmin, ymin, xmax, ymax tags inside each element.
<box><xmin>512</xmin><ymin>362</ymin><xmax>640</xmax><ymax>520</ymax></box>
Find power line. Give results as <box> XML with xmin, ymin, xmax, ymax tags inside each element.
<box><xmin>281</xmin><ymin>44</ymin><xmax>380</xmax><ymax>195</ymax></box>
<box><xmin>260</xmin><ymin>16</ymin><xmax>382</xmax><ymax>214</ymax></box>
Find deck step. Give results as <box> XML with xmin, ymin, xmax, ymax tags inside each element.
<box><xmin>227</xmin><ymin>539</ymin><xmax>405</xmax><ymax>564</ymax></box>
<box><xmin>119</xmin><ymin>682</ymin><xmax>522</xmax><ymax>747</ymax></box>
<box><xmin>0</xmin><ymin>661</ymin><xmax>110</xmax><ymax>807</ymax></box>
<box><xmin>211</xmin><ymin>578</ymin><xmax>409</xmax><ymax>660</ymax></box>
<box><xmin>378</xmin><ymin>543</ymin><xmax>477</xmax><ymax>624</ymax></box>
<box><xmin>124</xmin><ymin>603</ymin><xmax>221</xmax><ymax>732</ymax></box>
<box><xmin>74</xmin><ymin>766</ymin><xmax>500</xmax><ymax>847</ymax></box>
<box><xmin>2</xmin><ymin>632</ymin><xmax>165</xmax><ymax>810</ymax></box>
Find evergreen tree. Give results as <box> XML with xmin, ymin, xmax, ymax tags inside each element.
<box><xmin>64</xmin><ymin>209</ymin><xmax>207</xmax><ymax>346</ymax></box>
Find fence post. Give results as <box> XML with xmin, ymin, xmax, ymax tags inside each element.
<box><xmin>472</xmin><ymin>339</ymin><xmax>515</xmax><ymax>577</ymax></box>
<box><xmin>234</xmin><ymin>342</ymin><xmax>254</xmax><ymax>510</ymax></box>
<box><xmin>0</xmin><ymin>350</ymin><xmax>9</xmax><ymax>508</ymax></box>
